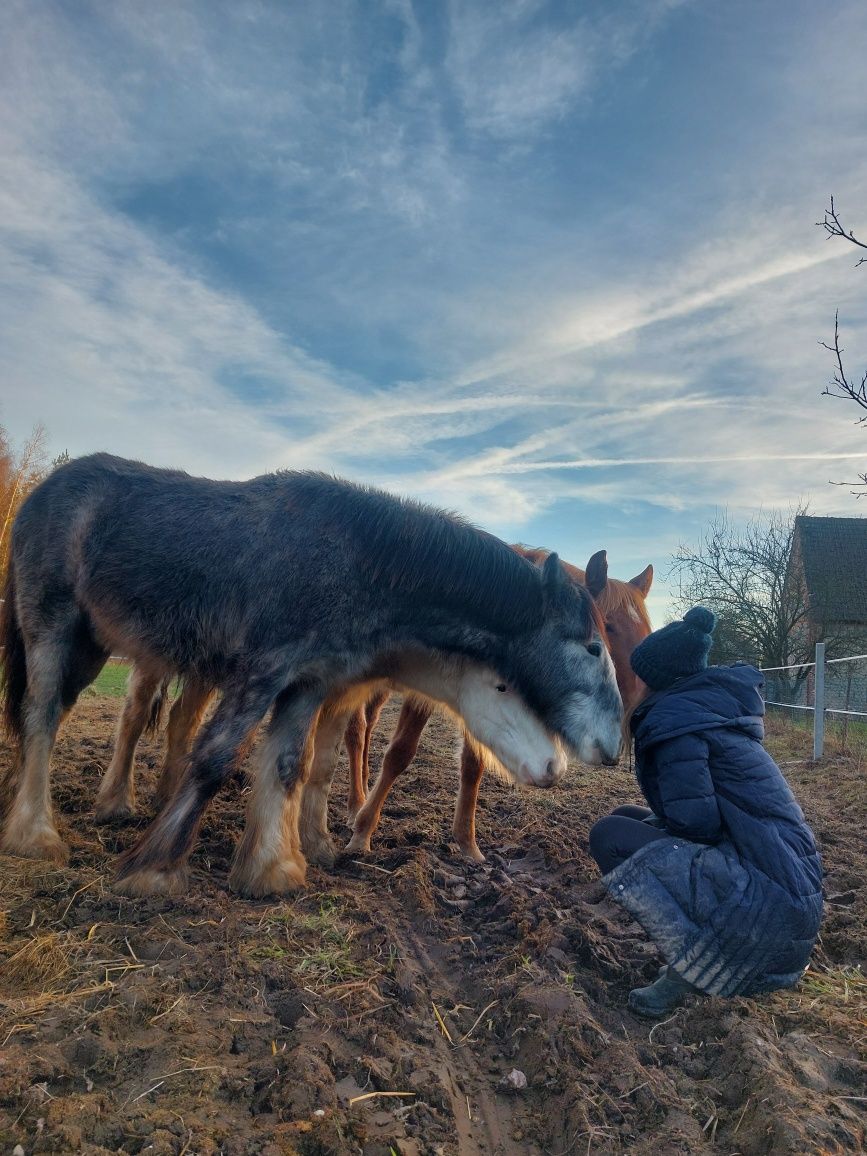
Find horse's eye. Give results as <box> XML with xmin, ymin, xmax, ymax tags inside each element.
<box><xmin>586</xmin><ymin>642</ymin><xmax>603</xmax><ymax>658</ymax></box>
<box><xmin>605</xmin><ymin>621</ymin><xmax>616</xmax><ymax>635</ymax></box>
<box><xmin>496</xmin><ymin>683</ymin><xmax>508</xmax><ymax>693</ymax></box>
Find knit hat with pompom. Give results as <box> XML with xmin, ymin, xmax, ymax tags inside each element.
<box><xmin>629</xmin><ymin>606</ymin><xmax>717</xmax><ymax>692</ymax></box>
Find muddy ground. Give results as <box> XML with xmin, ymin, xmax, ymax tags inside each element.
<box><xmin>1</xmin><ymin>696</ymin><xmax>865</xmax><ymax>1155</ymax></box>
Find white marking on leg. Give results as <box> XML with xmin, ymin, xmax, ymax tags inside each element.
<box><xmin>2</xmin><ymin>642</ymin><xmax>67</xmax><ymax>861</ymax></box>
<box><xmin>229</xmin><ymin>727</ymin><xmax>308</xmax><ymax>897</ymax></box>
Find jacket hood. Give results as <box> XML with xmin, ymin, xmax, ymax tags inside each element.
<box><xmin>631</xmin><ymin>663</ymin><xmax>766</xmax><ymax>748</ymax></box>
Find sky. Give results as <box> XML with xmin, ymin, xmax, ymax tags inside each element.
<box><xmin>1</xmin><ymin>0</ymin><xmax>865</xmax><ymax>624</ymax></box>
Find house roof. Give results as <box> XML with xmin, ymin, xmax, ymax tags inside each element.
<box><xmin>793</xmin><ymin>515</ymin><xmax>867</xmax><ymax>623</ymax></box>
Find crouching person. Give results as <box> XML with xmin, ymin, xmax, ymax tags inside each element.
<box><xmin>589</xmin><ymin>607</ymin><xmax>823</xmax><ymax>1017</ymax></box>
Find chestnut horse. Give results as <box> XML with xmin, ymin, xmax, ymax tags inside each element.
<box><xmin>345</xmin><ymin>547</ymin><xmax>653</xmax><ymax>862</ymax></box>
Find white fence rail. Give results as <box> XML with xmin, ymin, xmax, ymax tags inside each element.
<box><xmin>760</xmin><ymin>643</ymin><xmax>867</xmax><ymax>759</ymax></box>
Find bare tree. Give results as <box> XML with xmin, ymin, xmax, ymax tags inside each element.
<box><xmin>669</xmin><ymin>503</ymin><xmax>867</xmax><ymax>712</ymax></box>
<box><xmin>670</xmin><ymin>507</ymin><xmax>813</xmax><ymax>682</ymax></box>
<box><xmin>817</xmin><ymin>197</ymin><xmax>867</xmax><ymax>493</ymax></box>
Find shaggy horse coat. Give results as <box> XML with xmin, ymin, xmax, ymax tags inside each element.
<box><xmin>1</xmin><ymin>454</ymin><xmax>622</xmax><ymax>897</ymax></box>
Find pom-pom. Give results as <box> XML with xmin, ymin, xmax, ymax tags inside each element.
<box><xmin>683</xmin><ymin>606</ymin><xmax>716</xmax><ymax>634</ymax></box>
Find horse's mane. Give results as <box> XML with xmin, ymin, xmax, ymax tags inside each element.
<box><xmin>285</xmin><ymin>475</ymin><xmax>565</xmax><ymax>635</ymax></box>
<box><xmin>596</xmin><ymin>578</ymin><xmax>652</xmax><ymax>631</ymax></box>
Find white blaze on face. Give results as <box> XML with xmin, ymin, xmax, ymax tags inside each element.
<box><xmin>456</xmin><ymin>665</ymin><xmax>564</xmax><ymax>787</ymax></box>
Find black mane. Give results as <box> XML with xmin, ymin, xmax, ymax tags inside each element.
<box><xmin>278</xmin><ymin>473</ymin><xmax>551</xmax><ymax>634</ymax></box>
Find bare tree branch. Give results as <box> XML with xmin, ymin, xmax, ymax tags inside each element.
<box><xmin>819</xmin><ymin>312</ymin><xmax>867</xmax><ymax>420</ymax></box>
<box><xmin>830</xmin><ymin>472</ymin><xmax>867</xmax><ymax>498</ymax></box>
<box><xmin>817</xmin><ymin>196</ymin><xmax>866</xmax><ymax>494</ymax></box>
<box><xmin>817</xmin><ymin>195</ymin><xmax>867</xmax><ymax>266</ymax></box>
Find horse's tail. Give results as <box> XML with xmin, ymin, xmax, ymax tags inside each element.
<box><xmin>0</xmin><ymin>563</ymin><xmax>27</xmax><ymax>745</ymax></box>
<box><xmin>144</xmin><ymin>675</ymin><xmax>175</xmax><ymax>736</ymax></box>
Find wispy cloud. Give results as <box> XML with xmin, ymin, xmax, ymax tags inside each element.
<box><xmin>446</xmin><ymin>0</ymin><xmax>688</xmax><ymax>140</ymax></box>
<box><xmin>487</xmin><ymin>452</ymin><xmax>867</xmax><ymax>474</ymax></box>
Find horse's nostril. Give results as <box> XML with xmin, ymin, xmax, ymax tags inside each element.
<box><xmin>545</xmin><ymin>758</ymin><xmax>559</xmax><ymax>783</ymax></box>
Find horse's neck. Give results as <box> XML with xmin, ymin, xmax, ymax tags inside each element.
<box><xmin>386</xmin><ymin>650</ymin><xmax>464</xmax><ymax>711</ymax></box>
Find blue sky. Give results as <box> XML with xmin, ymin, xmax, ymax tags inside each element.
<box><xmin>1</xmin><ymin>0</ymin><xmax>865</xmax><ymax>623</ymax></box>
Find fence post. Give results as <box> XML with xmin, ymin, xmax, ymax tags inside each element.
<box><xmin>813</xmin><ymin>642</ymin><xmax>825</xmax><ymax>761</ymax></box>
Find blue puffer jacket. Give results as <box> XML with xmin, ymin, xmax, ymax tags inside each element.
<box><xmin>605</xmin><ymin>664</ymin><xmax>823</xmax><ymax>997</ymax></box>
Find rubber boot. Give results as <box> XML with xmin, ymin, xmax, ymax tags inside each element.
<box><xmin>628</xmin><ymin>966</ymin><xmax>697</xmax><ymax>1017</ymax></box>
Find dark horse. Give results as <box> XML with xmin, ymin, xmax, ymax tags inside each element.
<box><xmin>0</xmin><ymin>454</ymin><xmax>622</xmax><ymax>898</ymax></box>
<box><xmin>346</xmin><ymin>547</ymin><xmax>654</xmax><ymax>861</ymax></box>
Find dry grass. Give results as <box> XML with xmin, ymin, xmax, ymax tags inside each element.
<box><xmin>0</xmin><ymin>863</ymin><xmax>139</xmax><ymax>1037</ymax></box>
<box><xmin>252</xmin><ymin>896</ymin><xmax>368</xmax><ymax>991</ymax></box>
<box><xmin>764</xmin><ymin>711</ymin><xmax>867</xmax><ymax>764</ymax></box>
<box><xmin>0</xmin><ymin>926</ymin><xmax>117</xmax><ymax>1035</ymax></box>
<box><xmin>1</xmin><ymin>932</ymin><xmax>74</xmax><ymax>993</ymax></box>
<box><xmin>768</xmin><ymin>963</ymin><xmax>867</xmax><ymax>1057</ymax></box>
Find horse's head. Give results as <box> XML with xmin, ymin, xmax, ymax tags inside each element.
<box><xmin>454</xmin><ymin>663</ymin><xmax>567</xmax><ymax>787</ymax></box>
<box><xmin>584</xmin><ymin>550</ymin><xmax>653</xmax><ymax>710</ymax></box>
<box><xmin>505</xmin><ymin>554</ymin><xmax>623</xmax><ymax>767</ymax></box>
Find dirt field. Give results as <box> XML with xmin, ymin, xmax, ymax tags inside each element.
<box><xmin>1</xmin><ymin>696</ymin><xmax>865</xmax><ymax>1155</ymax></box>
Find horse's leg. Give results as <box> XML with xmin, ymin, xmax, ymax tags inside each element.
<box><xmin>2</xmin><ymin>618</ymin><xmax>108</xmax><ymax>863</ymax></box>
<box><xmin>153</xmin><ymin>676</ymin><xmax>213</xmax><ymax>810</ymax></box>
<box><xmin>228</xmin><ymin>685</ymin><xmax>327</xmax><ymax>898</ymax></box>
<box><xmin>95</xmin><ymin>665</ymin><xmax>162</xmax><ymax>821</ymax></box>
<box><xmin>452</xmin><ymin>741</ymin><xmax>487</xmax><ymax>863</ymax></box>
<box><xmin>345</xmin><ymin>697</ymin><xmax>432</xmax><ymax>854</ymax></box>
<box><xmin>344</xmin><ymin>690</ymin><xmax>390</xmax><ymax>822</ymax></box>
<box><xmin>361</xmin><ymin>690</ymin><xmax>389</xmax><ymax>795</ymax></box>
<box><xmin>344</xmin><ymin>705</ymin><xmax>367</xmax><ymax>822</ymax></box>
<box><xmin>300</xmin><ymin>703</ymin><xmax>354</xmax><ymax>869</ymax></box>
<box><xmin>115</xmin><ymin>673</ymin><xmax>290</xmax><ymax>897</ymax></box>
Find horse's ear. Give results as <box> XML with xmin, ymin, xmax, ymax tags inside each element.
<box><xmin>584</xmin><ymin>550</ymin><xmax>608</xmax><ymax>599</ymax></box>
<box><xmin>542</xmin><ymin>551</ymin><xmax>568</xmax><ymax>602</ymax></box>
<box><xmin>629</xmin><ymin>564</ymin><xmax>654</xmax><ymax>596</ymax></box>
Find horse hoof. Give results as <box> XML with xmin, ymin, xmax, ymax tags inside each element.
<box><xmin>303</xmin><ymin>837</ymin><xmax>337</xmax><ymax>870</ymax></box>
<box><xmin>94</xmin><ymin>799</ymin><xmax>135</xmax><ymax>823</ymax></box>
<box><xmin>459</xmin><ymin>843</ymin><xmax>486</xmax><ymax>864</ymax></box>
<box><xmin>1</xmin><ymin>825</ymin><xmax>69</xmax><ymax>865</ymax></box>
<box><xmin>344</xmin><ymin>833</ymin><xmax>372</xmax><ymax>855</ymax></box>
<box><xmin>229</xmin><ymin>857</ymin><xmax>307</xmax><ymax>898</ymax></box>
<box><xmin>114</xmin><ymin>865</ymin><xmax>188</xmax><ymax>898</ymax></box>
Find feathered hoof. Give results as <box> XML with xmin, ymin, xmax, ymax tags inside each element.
<box><xmin>1</xmin><ymin>823</ymin><xmax>69</xmax><ymax>865</ymax></box>
<box><xmin>114</xmin><ymin>864</ymin><xmax>189</xmax><ymax>898</ymax></box>
<box><xmin>228</xmin><ymin>855</ymin><xmax>307</xmax><ymax>899</ymax></box>
<box><xmin>302</xmin><ymin>834</ymin><xmax>337</xmax><ymax>869</ymax></box>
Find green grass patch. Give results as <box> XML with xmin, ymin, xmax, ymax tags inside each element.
<box><xmin>85</xmin><ymin>661</ymin><xmax>131</xmax><ymax>698</ymax></box>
